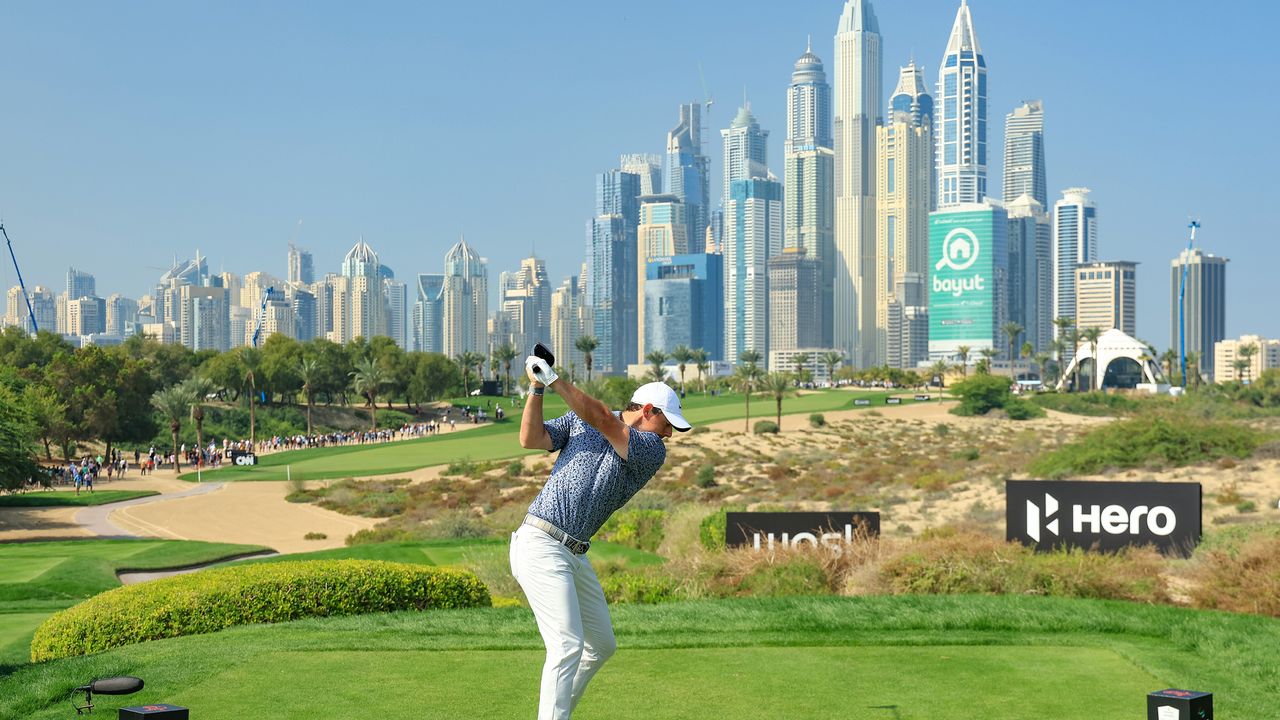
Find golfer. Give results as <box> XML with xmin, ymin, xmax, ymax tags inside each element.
<box><xmin>511</xmin><ymin>354</ymin><xmax>690</xmax><ymax>719</ymax></box>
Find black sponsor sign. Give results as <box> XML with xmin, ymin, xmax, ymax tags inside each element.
<box><xmin>1007</xmin><ymin>480</ymin><xmax>1201</xmax><ymax>557</ymax></box>
<box><xmin>885</xmin><ymin>397</ymin><xmax>902</xmax><ymax>405</ymax></box>
<box><xmin>853</xmin><ymin>399</ymin><xmax>871</xmax><ymax>406</ymax></box>
<box><xmin>914</xmin><ymin>394</ymin><xmax>931</xmax><ymax>401</ymax></box>
<box><xmin>230</xmin><ymin>451</ymin><xmax>259</xmax><ymax>466</ymax></box>
<box><xmin>725</xmin><ymin>512</ymin><xmax>880</xmax><ymax>550</ymax></box>
<box><xmin>1148</xmin><ymin>689</ymin><xmax>1212</xmax><ymax>720</ymax></box>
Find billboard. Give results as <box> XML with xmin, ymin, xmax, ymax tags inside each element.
<box><xmin>928</xmin><ymin>206</ymin><xmax>1007</xmax><ymax>358</ymax></box>
<box><xmin>725</xmin><ymin>512</ymin><xmax>880</xmax><ymax>551</ymax></box>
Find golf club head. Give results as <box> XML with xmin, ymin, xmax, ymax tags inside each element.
<box><xmin>533</xmin><ymin>342</ymin><xmax>555</xmax><ymax>368</ymax></box>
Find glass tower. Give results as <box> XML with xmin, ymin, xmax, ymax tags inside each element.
<box><xmin>936</xmin><ymin>0</ymin><xmax>988</xmax><ymax>208</ymax></box>
<box><xmin>1004</xmin><ymin>100</ymin><xmax>1047</xmax><ymax>208</ymax></box>
<box><xmin>664</xmin><ymin>103</ymin><xmax>711</xmax><ymax>254</ymax></box>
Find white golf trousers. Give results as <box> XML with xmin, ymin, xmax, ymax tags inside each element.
<box><xmin>510</xmin><ymin>524</ymin><xmax>617</xmax><ymax>720</ymax></box>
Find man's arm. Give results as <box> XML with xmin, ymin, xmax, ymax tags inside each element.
<box><xmin>519</xmin><ymin>385</ymin><xmax>553</xmax><ymax>451</ymax></box>
<box><xmin>547</xmin><ymin>376</ymin><xmax>630</xmax><ymax>460</ymax></box>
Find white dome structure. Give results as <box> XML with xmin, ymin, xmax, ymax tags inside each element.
<box><xmin>1057</xmin><ymin>328</ymin><xmax>1165</xmax><ymax>391</ymax></box>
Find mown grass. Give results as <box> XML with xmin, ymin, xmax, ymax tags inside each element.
<box><xmin>2</xmin><ymin>595</ymin><xmax>1277</xmax><ymax>718</ymax></box>
<box><xmin>0</xmin><ymin>491</ymin><xmax>158</xmax><ymax>508</ymax></box>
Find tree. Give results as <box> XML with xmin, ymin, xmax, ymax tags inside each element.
<box><xmin>260</xmin><ymin>334</ymin><xmax>302</xmax><ymax>405</ymax></box>
<box><xmin>670</xmin><ymin>345</ymin><xmax>694</xmax><ymax>395</ymax></box>
<box><xmin>1032</xmin><ymin>352</ymin><xmax>1052</xmax><ymax>384</ymax></box>
<box><xmin>1080</xmin><ymin>327</ymin><xmax>1103</xmax><ymax>391</ymax></box>
<box><xmin>929</xmin><ymin>360</ymin><xmax>950</xmax><ymax>388</ymax></box>
<box><xmin>1002</xmin><ymin>322</ymin><xmax>1024</xmax><ymax>362</ymax></box>
<box><xmin>1159</xmin><ymin>348</ymin><xmax>1177</xmax><ymax>384</ymax></box>
<box><xmin>182</xmin><ymin>376</ymin><xmax>217</xmax><ymax>454</ymax></box>
<box><xmin>691</xmin><ymin>348</ymin><xmax>710</xmax><ymax>393</ymax></box>
<box><xmin>956</xmin><ymin>346</ymin><xmax>971</xmax><ymax>378</ymax></box>
<box><xmin>493</xmin><ymin>343</ymin><xmax>518</xmax><ymax>397</ymax></box>
<box><xmin>22</xmin><ymin>384</ymin><xmax>67</xmax><ymax>461</ymax></box>
<box><xmin>1053</xmin><ymin>316</ymin><xmax>1076</xmax><ymax>372</ymax></box>
<box><xmin>238</xmin><ymin>347</ymin><xmax>263</xmax><ymax>446</ymax></box>
<box><xmin>791</xmin><ymin>352</ymin><xmax>813</xmax><ymax>385</ymax></box>
<box><xmin>350</xmin><ymin>357</ymin><xmax>388</xmax><ymax>431</ymax></box>
<box><xmin>575</xmin><ymin>336</ymin><xmax>599</xmax><ymax>384</ymax></box>
<box><xmin>297</xmin><ymin>357</ymin><xmax>319</xmax><ymax>436</ymax></box>
<box><xmin>368</xmin><ymin>336</ymin><xmax>407</xmax><ymax>410</ymax></box>
<box><xmin>0</xmin><ymin>385</ymin><xmax>39</xmax><ymax>492</ymax></box>
<box><xmin>409</xmin><ymin>353</ymin><xmax>459</xmax><ymax>407</ymax></box>
<box><xmin>644</xmin><ymin>350</ymin><xmax>668</xmax><ymax>384</ymax></box>
<box><xmin>976</xmin><ymin>347</ymin><xmax>997</xmax><ymax>375</ymax></box>
<box><xmin>1239</xmin><ymin>342</ymin><xmax>1259</xmax><ymax>384</ymax></box>
<box><xmin>819</xmin><ymin>350</ymin><xmax>844</xmax><ymax>386</ymax></box>
<box><xmin>151</xmin><ymin>385</ymin><xmax>193</xmax><ymax>471</ymax></box>
<box><xmin>456</xmin><ymin>351</ymin><xmax>484</xmax><ymax>398</ymax></box>
<box><xmin>761</xmin><ymin>372</ymin><xmax>794</xmax><ymax>429</ymax></box>
<box><xmin>731</xmin><ymin>363</ymin><xmax>763</xmax><ymax>433</ymax></box>
<box><xmin>1233</xmin><ymin>358</ymin><xmax>1250</xmax><ymax>382</ymax></box>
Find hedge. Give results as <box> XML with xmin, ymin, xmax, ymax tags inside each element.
<box><xmin>30</xmin><ymin>560</ymin><xmax>490</xmax><ymax>662</ymax></box>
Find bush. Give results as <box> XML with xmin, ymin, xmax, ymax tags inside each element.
<box><xmin>695</xmin><ymin>464</ymin><xmax>717</xmax><ymax>488</ymax></box>
<box><xmin>1004</xmin><ymin>398</ymin><xmax>1046</xmax><ymax>420</ymax></box>
<box><xmin>753</xmin><ymin>420</ymin><xmax>779</xmax><ymax>434</ymax></box>
<box><xmin>809</xmin><ymin>413</ymin><xmax>826</xmax><ymax>428</ymax></box>
<box><xmin>738</xmin><ymin>559</ymin><xmax>829</xmax><ymax>596</ymax></box>
<box><xmin>597</xmin><ymin>509</ymin><xmax>666</xmax><ymax>552</ymax></box>
<box><xmin>1190</xmin><ymin>535</ymin><xmax>1280</xmax><ymax>616</ymax></box>
<box><xmin>600</xmin><ymin>571</ymin><xmax>680</xmax><ymax>604</ymax></box>
<box><xmin>1030</xmin><ymin>391</ymin><xmax>1139</xmax><ymax>417</ymax></box>
<box><xmin>698</xmin><ymin>506</ymin><xmax>747</xmax><ymax>551</ymax></box>
<box><xmin>949</xmin><ymin>375</ymin><xmax>1044</xmax><ymax>419</ymax></box>
<box><xmin>30</xmin><ymin>560</ymin><xmax>491</xmax><ymax>661</ymax></box>
<box><xmin>303</xmin><ymin>532</ymin><xmax>327</xmax><ymax>540</ymax></box>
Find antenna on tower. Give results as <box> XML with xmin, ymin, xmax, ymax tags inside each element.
<box><xmin>698</xmin><ymin>62</ymin><xmax>714</xmax><ymax>116</ymax></box>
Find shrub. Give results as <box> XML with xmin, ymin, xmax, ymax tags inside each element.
<box><xmin>695</xmin><ymin>464</ymin><xmax>717</xmax><ymax>488</ymax></box>
<box><xmin>30</xmin><ymin>560</ymin><xmax>491</xmax><ymax>661</ymax></box>
<box><xmin>1030</xmin><ymin>391</ymin><xmax>1139</xmax><ymax>417</ymax></box>
<box><xmin>426</xmin><ymin>510</ymin><xmax>492</xmax><ymax>539</ymax></box>
<box><xmin>809</xmin><ymin>413</ymin><xmax>826</xmax><ymax>428</ymax></box>
<box><xmin>600</xmin><ymin>571</ymin><xmax>679</xmax><ymax>604</ymax></box>
<box><xmin>303</xmin><ymin>532</ymin><xmax>328</xmax><ymax>540</ymax></box>
<box><xmin>1004</xmin><ymin>398</ymin><xmax>1046</xmax><ymax>420</ymax></box>
<box><xmin>753</xmin><ymin>420</ymin><xmax>779</xmax><ymax>435</ymax></box>
<box><xmin>1190</xmin><ymin>535</ymin><xmax>1280</xmax><ymax>616</ymax></box>
<box><xmin>597</xmin><ymin>509</ymin><xmax>666</xmax><ymax>552</ymax></box>
<box><xmin>949</xmin><ymin>374</ymin><xmax>1014</xmax><ymax>416</ymax></box>
<box><xmin>738</xmin><ymin>559</ymin><xmax>829</xmax><ymax>597</ymax></box>
<box><xmin>698</xmin><ymin>507</ymin><xmax>742</xmax><ymax>551</ymax></box>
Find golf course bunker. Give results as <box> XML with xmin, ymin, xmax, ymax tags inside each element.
<box><xmin>173</xmin><ymin>645</ymin><xmax>1158</xmax><ymax>719</ymax></box>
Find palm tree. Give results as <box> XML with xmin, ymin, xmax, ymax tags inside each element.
<box><xmin>731</xmin><ymin>363</ymin><xmax>763</xmax><ymax>432</ymax></box>
<box><xmin>239</xmin><ymin>347</ymin><xmax>262</xmax><ymax>447</ymax></box>
<box><xmin>1080</xmin><ymin>327</ymin><xmax>1103</xmax><ymax>390</ymax></box>
<box><xmin>929</xmin><ymin>360</ymin><xmax>950</xmax><ymax>388</ymax></box>
<box><xmin>977</xmin><ymin>347</ymin><xmax>997</xmax><ymax>375</ymax></box>
<box><xmin>644</xmin><ymin>350</ymin><xmax>668</xmax><ymax>383</ymax></box>
<box><xmin>182</xmin><ymin>376</ymin><xmax>217</xmax><ymax>455</ymax></box>
<box><xmin>691</xmin><ymin>348</ymin><xmax>710</xmax><ymax>393</ymax></box>
<box><xmin>493</xmin><ymin>343</ymin><xmax>518</xmax><ymax>396</ymax></box>
<box><xmin>670</xmin><ymin>344</ymin><xmax>694</xmax><ymax>395</ymax></box>
<box><xmin>1233</xmin><ymin>358</ymin><xmax>1250</xmax><ymax>382</ymax></box>
<box><xmin>1239</xmin><ymin>342</ymin><xmax>1259</xmax><ymax>383</ymax></box>
<box><xmin>819</xmin><ymin>350</ymin><xmax>844</xmax><ymax>386</ymax></box>
<box><xmin>151</xmin><ymin>385</ymin><xmax>194</xmax><ymax>472</ymax></box>
<box><xmin>761</xmin><ymin>372</ymin><xmax>794</xmax><ymax>429</ymax></box>
<box><xmin>456</xmin><ymin>351</ymin><xmax>484</xmax><ymax>398</ymax></box>
<box><xmin>297</xmin><ymin>357</ymin><xmax>319</xmax><ymax>436</ymax></box>
<box><xmin>350</xmin><ymin>358</ymin><xmax>388</xmax><ymax>431</ymax></box>
<box><xmin>1002</xmin><ymin>322</ymin><xmax>1024</xmax><ymax>362</ymax></box>
<box><xmin>1159</xmin><ymin>349</ymin><xmax>1178</xmax><ymax>384</ymax></box>
<box><xmin>575</xmin><ymin>335</ymin><xmax>599</xmax><ymax>384</ymax></box>
<box><xmin>791</xmin><ymin>351</ymin><xmax>813</xmax><ymax>385</ymax></box>
<box><xmin>1033</xmin><ymin>352</ymin><xmax>1052</xmax><ymax>383</ymax></box>
<box><xmin>1053</xmin><ymin>316</ymin><xmax>1076</xmax><ymax>371</ymax></box>
<box><xmin>1185</xmin><ymin>351</ymin><xmax>1203</xmax><ymax>388</ymax></box>
<box><xmin>956</xmin><ymin>346</ymin><xmax>971</xmax><ymax>378</ymax></box>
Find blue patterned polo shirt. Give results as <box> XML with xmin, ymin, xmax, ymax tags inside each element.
<box><xmin>525</xmin><ymin>411</ymin><xmax>667</xmax><ymax>541</ymax></box>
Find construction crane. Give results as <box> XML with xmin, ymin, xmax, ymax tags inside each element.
<box><xmin>1177</xmin><ymin>220</ymin><xmax>1200</xmax><ymax>388</ymax></box>
<box><xmin>0</xmin><ymin>222</ymin><xmax>40</xmax><ymax>334</ymax></box>
<box><xmin>251</xmin><ymin>286</ymin><xmax>275</xmax><ymax>348</ymax></box>
<box><xmin>698</xmin><ymin>62</ymin><xmax>714</xmax><ymax>116</ymax></box>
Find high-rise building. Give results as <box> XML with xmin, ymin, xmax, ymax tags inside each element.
<box><xmin>441</xmin><ymin>237</ymin><xmax>489</xmax><ymax>358</ymax></box>
<box><xmin>887</xmin><ymin>272</ymin><xmax>930</xmax><ymax>369</ymax></box>
<box><xmin>768</xmin><ymin>247</ymin><xmax>823</xmax><ymax>354</ymax></box>
<box><xmin>588</xmin><ymin>214</ymin><xmax>636</xmax><ymax>377</ymax></box>
<box><xmin>876</xmin><ymin>61</ymin><xmax>934</xmax><ymax>366</ymax></box>
<box><xmin>104</xmin><ymin>294</ymin><xmax>138</xmax><ymax>337</ymax></box>
<box><xmin>1004</xmin><ymin>100</ymin><xmax>1047</xmax><ymax>207</ymax></box>
<box><xmin>30</xmin><ymin>286</ymin><xmax>56</xmax><ymax>335</ymax></box>
<box><xmin>329</xmin><ymin>239</ymin><xmax>388</xmax><ymax>344</ymax></box>
<box><xmin>288</xmin><ymin>244</ymin><xmax>315</xmax><ymax>285</ymax></box>
<box><xmin>1006</xmin><ymin>194</ymin><xmax>1052</xmax><ymax>354</ymax></box>
<box><xmin>1214</xmin><ymin>335</ymin><xmax>1280</xmax><ymax>384</ymax></box>
<box><xmin>551</xmin><ymin>264</ymin><xmax>592</xmax><ymax>377</ymax></box>
<box><xmin>1075</xmin><ymin>261</ymin><xmax>1137</xmax><ymax>337</ymax></box>
<box><xmin>721</xmin><ymin>104</ymin><xmax>769</xmax><ymax>208</ymax></box>
<box><xmin>240</xmin><ymin>272</ymin><xmax>282</xmax><ymax>311</ymax></box>
<box><xmin>413</xmin><ymin>274</ymin><xmax>445</xmax><ymax>353</ymax></box>
<box><xmin>66</xmin><ymin>268</ymin><xmax>96</xmax><ymax>301</ymax></box>
<box><xmin>636</xmin><ymin>194</ymin><xmax>689</xmax><ymax>361</ymax></box>
<box><xmin>1171</xmin><ymin>247</ymin><xmax>1228</xmax><ymax>380</ymax></box>
<box><xmin>1053</xmin><ymin>188</ymin><xmax>1098</xmax><ymax>350</ymax></box>
<box><xmin>644</xmin><ymin>253</ymin><xmax>724</xmax><ymax>362</ymax></box>
<box><xmin>493</xmin><ymin>256</ymin><xmax>551</xmax><ymax>356</ymax></box>
<box><xmin>834</xmin><ymin>0</ymin><xmax>883</xmax><ymax>367</ymax></box>
<box><xmin>384</xmin><ymin>279</ymin><xmax>408</xmax><ymax>349</ymax></box>
<box><xmin>936</xmin><ymin>0</ymin><xmax>988</xmax><ymax>208</ymax></box>
<box><xmin>620</xmin><ymin>154</ymin><xmax>662</xmax><ymax>197</ymax></box>
<box><xmin>179</xmin><ymin>285</ymin><xmax>229</xmax><ymax>351</ymax></box>
<box><xmin>928</xmin><ymin>200</ymin><xmax>1009</xmax><ymax>360</ymax></box>
<box><xmin>784</xmin><ymin>41</ymin><xmax>835</xmax><ymax>348</ymax></box>
<box><xmin>664</xmin><ymin>103</ymin><xmax>711</xmax><ymax>253</ymax></box>
<box><xmin>288</xmin><ymin>283</ymin><xmax>317</xmax><ymax>342</ymax></box>
<box><xmin>724</xmin><ymin>178</ymin><xmax>783</xmax><ymax>363</ymax></box>
<box><xmin>5</xmin><ymin>286</ymin><xmax>25</xmax><ymax>329</ymax></box>
<box><xmin>257</xmin><ymin>289</ymin><xmax>295</xmax><ymax>345</ymax></box>
<box><xmin>66</xmin><ymin>296</ymin><xmax>106</xmax><ymax>336</ymax></box>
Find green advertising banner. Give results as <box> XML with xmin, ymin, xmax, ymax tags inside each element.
<box><xmin>929</xmin><ymin>209</ymin><xmax>998</xmax><ymax>355</ymax></box>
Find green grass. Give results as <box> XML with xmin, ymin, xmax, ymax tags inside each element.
<box><xmin>2</xmin><ymin>594</ymin><xmax>1275</xmax><ymax>718</ymax></box>
<box><xmin>183</xmin><ymin>389</ymin><xmax>941</xmax><ymax>482</ymax></box>
<box><xmin>0</xmin><ymin>540</ymin><xmax>270</xmax><ymax>673</ymax></box>
<box><xmin>0</xmin><ymin>490</ymin><xmax>159</xmax><ymax>507</ymax></box>
<box><xmin>238</xmin><ymin>539</ymin><xmax>664</xmax><ymax>569</ymax></box>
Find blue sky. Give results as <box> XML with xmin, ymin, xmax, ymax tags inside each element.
<box><xmin>0</xmin><ymin>0</ymin><xmax>1273</xmax><ymax>347</ymax></box>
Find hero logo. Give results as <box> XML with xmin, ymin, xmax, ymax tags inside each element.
<box><xmin>1026</xmin><ymin>493</ymin><xmax>1176</xmax><ymax>542</ymax></box>
<box><xmin>933</xmin><ymin>227</ymin><xmax>985</xmax><ymax>297</ymax></box>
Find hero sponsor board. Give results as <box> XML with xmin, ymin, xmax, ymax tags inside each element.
<box><xmin>928</xmin><ymin>209</ymin><xmax>1007</xmax><ymax>355</ymax></box>
<box><xmin>725</xmin><ymin>512</ymin><xmax>880</xmax><ymax>553</ymax></box>
<box><xmin>1007</xmin><ymin>480</ymin><xmax>1201</xmax><ymax>557</ymax></box>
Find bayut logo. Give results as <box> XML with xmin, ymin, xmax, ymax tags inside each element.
<box><xmin>933</xmin><ymin>227</ymin><xmax>985</xmax><ymax>297</ymax></box>
<box><xmin>1026</xmin><ymin>493</ymin><xmax>1177</xmax><ymax>542</ymax></box>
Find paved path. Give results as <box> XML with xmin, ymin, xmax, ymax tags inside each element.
<box><xmin>73</xmin><ymin>482</ymin><xmax>226</xmax><ymax>538</ymax></box>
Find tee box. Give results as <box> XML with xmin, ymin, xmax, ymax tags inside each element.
<box><xmin>1148</xmin><ymin>689</ymin><xmax>1212</xmax><ymax>720</ymax></box>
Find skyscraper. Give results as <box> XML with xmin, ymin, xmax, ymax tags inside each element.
<box><xmin>620</xmin><ymin>154</ymin><xmax>662</xmax><ymax>197</ymax></box>
<box><xmin>664</xmin><ymin>103</ymin><xmax>711</xmax><ymax>253</ymax></box>
<box><xmin>441</xmin><ymin>237</ymin><xmax>489</xmax><ymax>358</ymax></box>
<box><xmin>724</xmin><ymin>178</ymin><xmax>783</xmax><ymax>363</ymax></box>
<box><xmin>66</xmin><ymin>268</ymin><xmax>96</xmax><ymax>301</ymax></box>
<box><xmin>936</xmin><ymin>0</ymin><xmax>988</xmax><ymax>208</ymax></box>
<box><xmin>1171</xmin><ymin>248</ymin><xmax>1228</xmax><ymax>380</ymax></box>
<box><xmin>551</xmin><ymin>264</ymin><xmax>592</xmax><ymax>376</ymax></box>
<box><xmin>384</xmin><ymin>278</ymin><xmax>408</xmax><ymax>349</ymax></box>
<box><xmin>636</xmin><ymin>194</ymin><xmax>689</xmax><ymax>360</ymax></box>
<box><xmin>784</xmin><ymin>41</ymin><xmax>835</xmax><ymax>348</ymax></box>
<box><xmin>1053</xmin><ymin>187</ymin><xmax>1098</xmax><ymax>348</ymax></box>
<box><xmin>288</xmin><ymin>244</ymin><xmax>315</xmax><ymax>285</ymax></box>
<box><xmin>928</xmin><ymin>200</ymin><xmax>1009</xmax><ymax>360</ymax></box>
<box><xmin>876</xmin><ymin>61</ymin><xmax>933</xmax><ymax>366</ymax></box>
<box><xmin>721</xmin><ymin>104</ymin><xmax>769</xmax><ymax>208</ymax></box>
<box><xmin>1075</xmin><ymin>261</ymin><xmax>1136</xmax><ymax>337</ymax></box>
<box><xmin>493</xmin><ymin>256</ymin><xmax>551</xmax><ymax>356</ymax></box>
<box><xmin>1004</xmin><ymin>100</ymin><xmax>1047</xmax><ymax>207</ymax></box>
<box><xmin>413</xmin><ymin>274</ymin><xmax>445</xmax><ymax>353</ymax></box>
<box><xmin>767</xmin><ymin>247</ymin><xmax>823</xmax><ymax>353</ymax></box>
<box><xmin>589</xmin><ymin>169</ymin><xmax>641</xmax><ymax>376</ymax></box>
<box><xmin>104</xmin><ymin>294</ymin><xmax>138</xmax><ymax>337</ymax></box>
<box><xmin>644</xmin><ymin>253</ymin><xmax>724</xmax><ymax>362</ymax></box>
<box><xmin>1006</xmin><ymin>194</ymin><xmax>1053</xmax><ymax>355</ymax></box>
<box><xmin>834</xmin><ymin>0</ymin><xmax>882</xmax><ymax>367</ymax></box>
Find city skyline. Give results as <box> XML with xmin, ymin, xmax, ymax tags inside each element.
<box><xmin>0</xmin><ymin>1</ymin><xmax>1274</xmax><ymax>345</ymax></box>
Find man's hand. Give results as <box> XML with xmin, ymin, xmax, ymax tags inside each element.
<box><xmin>525</xmin><ymin>356</ymin><xmax>560</xmax><ymax>386</ymax></box>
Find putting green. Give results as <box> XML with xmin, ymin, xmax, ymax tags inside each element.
<box><xmin>161</xmin><ymin>645</ymin><xmax>1159</xmax><ymax>719</ymax></box>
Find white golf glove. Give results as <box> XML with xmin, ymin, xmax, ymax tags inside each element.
<box><xmin>525</xmin><ymin>355</ymin><xmax>560</xmax><ymax>386</ymax></box>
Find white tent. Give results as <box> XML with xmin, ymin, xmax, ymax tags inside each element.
<box><xmin>1056</xmin><ymin>328</ymin><xmax>1165</xmax><ymax>391</ymax></box>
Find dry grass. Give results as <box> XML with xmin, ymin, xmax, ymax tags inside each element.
<box><xmin>1190</xmin><ymin>535</ymin><xmax>1280</xmax><ymax>616</ymax></box>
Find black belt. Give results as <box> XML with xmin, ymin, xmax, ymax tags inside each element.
<box><xmin>522</xmin><ymin>514</ymin><xmax>591</xmax><ymax>555</ymax></box>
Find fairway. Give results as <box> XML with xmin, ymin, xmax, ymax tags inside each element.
<box><xmin>183</xmin><ymin>389</ymin><xmax>935</xmax><ymax>482</ymax></box>
<box><xmin>0</xmin><ymin>491</ymin><xmax>159</xmax><ymax>508</ymax></box>
<box><xmin>172</xmin><ymin>645</ymin><xmax>1156</xmax><ymax>719</ymax></box>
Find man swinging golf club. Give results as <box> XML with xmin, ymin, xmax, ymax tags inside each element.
<box><xmin>512</xmin><ymin>345</ymin><xmax>691</xmax><ymax>719</ymax></box>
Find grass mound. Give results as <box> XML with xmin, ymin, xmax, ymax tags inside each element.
<box><xmin>1029</xmin><ymin>413</ymin><xmax>1266</xmax><ymax>478</ymax></box>
<box><xmin>1030</xmin><ymin>391</ymin><xmax>1139</xmax><ymax>417</ymax></box>
<box><xmin>30</xmin><ymin>560</ymin><xmax>490</xmax><ymax>661</ymax></box>
<box><xmin>0</xmin><ymin>490</ymin><xmax>158</xmax><ymax>507</ymax></box>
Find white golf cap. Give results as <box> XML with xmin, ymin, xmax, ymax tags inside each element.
<box><xmin>630</xmin><ymin>382</ymin><xmax>692</xmax><ymax>432</ymax></box>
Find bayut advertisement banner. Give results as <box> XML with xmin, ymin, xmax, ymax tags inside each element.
<box><xmin>725</xmin><ymin>512</ymin><xmax>880</xmax><ymax>552</ymax></box>
<box><xmin>928</xmin><ymin>207</ymin><xmax>1007</xmax><ymax>357</ymax></box>
<box><xmin>1007</xmin><ymin>481</ymin><xmax>1202</xmax><ymax>557</ymax></box>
